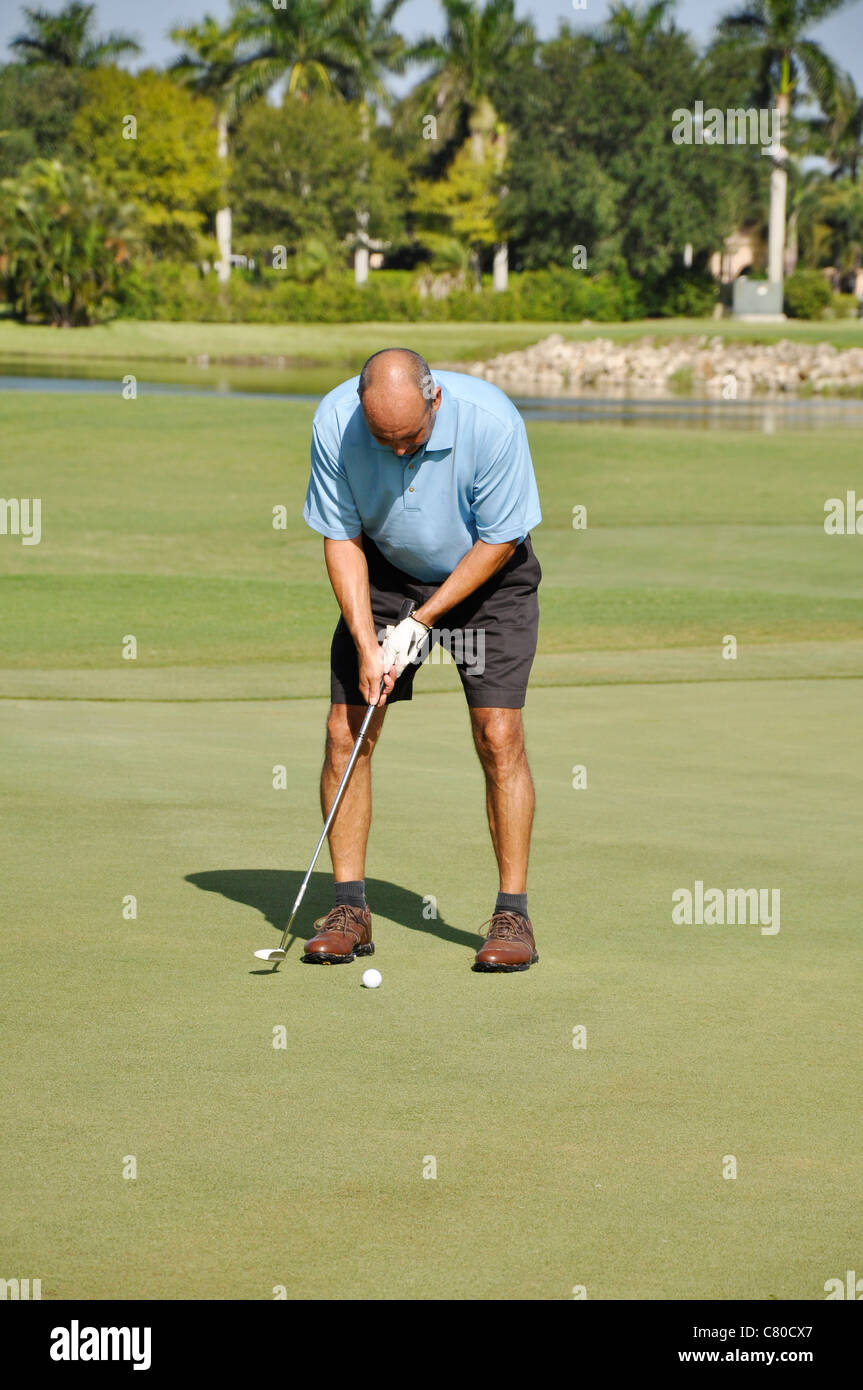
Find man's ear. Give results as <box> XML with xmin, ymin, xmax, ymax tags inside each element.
<box><xmin>432</xmin><ymin>386</ymin><xmax>442</xmax><ymax>412</ymax></box>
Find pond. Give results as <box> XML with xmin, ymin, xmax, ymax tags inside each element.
<box><xmin>2</xmin><ymin>359</ymin><xmax>863</xmax><ymax>432</ymax></box>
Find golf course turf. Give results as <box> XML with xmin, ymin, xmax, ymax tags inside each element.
<box><xmin>1</xmin><ymin>386</ymin><xmax>861</xmax><ymax>1300</ymax></box>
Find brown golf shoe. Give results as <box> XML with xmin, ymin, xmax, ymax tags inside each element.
<box><xmin>301</xmin><ymin>904</ymin><xmax>374</xmax><ymax>965</ymax></box>
<box><xmin>473</xmin><ymin>911</ymin><xmax>539</xmax><ymax>972</ymax></box>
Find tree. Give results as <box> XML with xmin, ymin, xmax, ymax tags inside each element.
<box><xmin>407</xmin><ymin>0</ymin><xmax>537</xmax><ymax>288</ymax></box>
<box><xmin>229</xmin><ymin>91</ymin><xmax>407</xmax><ymax>274</ymax></box>
<box><xmin>0</xmin><ymin>158</ymin><xmax>136</xmax><ymax>324</ymax></box>
<box><xmin>0</xmin><ymin>62</ymin><xmax>83</xmax><ymax>178</ymax></box>
<box><xmin>408</xmin><ymin>0</ymin><xmax>535</xmax><ymax>154</ymax></box>
<box><xmin>596</xmin><ymin>0</ymin><xmax>678</xmax><ymax>56</ymax></box>
<box><xmin>810</xmin><ymin>72</ymin><xmax>863</xmax><ymax>181</ymax></box>
<box><xmin>501</xmin><ymin>23</ymin><xmax>740</xmax><ymax>280</ymax></box>
<box><xmin>334</xmin><ymin>0</ymin><xmax>407</xmax><ymax>284</ymax></box>
<box><xmin>170</xmin><ymin>13</ymin><xmax>249</xmax><ymax>284</ymax></box>
<box><xmin>414</xmin><ymin>137</ymin><xmax>501</xmax><ymax>287</ymax></box>
<box><xmin>811</xmin><ymin>178</ymin><xmax>863</xmax><ymax>281</ymax></box>
<box><xmin>231</xmin><ymin>0</ymin><xmax>359</xmax><ymax>101</ymax></box>
<box><xmin>229</xmin><ymin>0</ymin><xmax>407</xmax><ymax>284</ymax></box>
<box><xmin>712</xmin><ymin>0</ymin><xmax>855</xmax><ymax>284</ymax></box>
<box><xmin>9</xmin><ymin>3</ymin><xmax>141</xmax><ymax>69</ymax></box>
<box><xmin>69</xmin><ymin>68</ymin><xmax>221</xmax><ymax>260</ymax></box>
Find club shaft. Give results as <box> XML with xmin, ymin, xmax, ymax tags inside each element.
<box><xmin>274</xmin><ymin>687</ymin><xmax>381</xmax><ymax>953</ymax></box>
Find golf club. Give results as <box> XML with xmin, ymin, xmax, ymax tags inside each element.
<box><xmin>253</xmin><ymin>597</ymin><xmax>417</xmax><ymax>968</ymax></box>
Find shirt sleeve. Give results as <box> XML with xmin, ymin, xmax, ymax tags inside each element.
<box><xmin>303</xmin><ymin>419</ymin><xmax>362</xmax><ymax>540</ymax></box>
<box><xmin>471</xmin><ymin>417</ymin><xmax>542</xmax><ymax>544</ymax></box>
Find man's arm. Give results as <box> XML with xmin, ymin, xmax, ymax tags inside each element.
<box><xmin>413</xmin><ymin>537</ymin><xmax>517</xmax><ymax>628</ymax></box>
<box><xmin>324</xmin><ymin>536</ymin><xmax>396</xmax><ymax>705</ymax></box>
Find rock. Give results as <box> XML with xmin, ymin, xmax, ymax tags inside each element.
<box><xmin>462</xmin><ymin>333</ymin><xmax>863</xmax><ymax>396</ymax></box>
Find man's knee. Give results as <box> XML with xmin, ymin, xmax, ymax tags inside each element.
<box><xmin>470</xmin><ymin>708</ymin><xmax>525</xmax><ymax>772</ymax></box>
<box><xmin>325</xmin><ymin>703</ymin><xmax>383</xmax><ymax>762</ymax></box>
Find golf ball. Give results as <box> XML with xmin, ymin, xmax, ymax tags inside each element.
<box><xmin>362</xmin><ymin>968</ymin><xmax>382</xmax><ymax>989</ymax></box>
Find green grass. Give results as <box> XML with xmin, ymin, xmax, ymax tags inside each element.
<box><xmin>1</xmin><ymin>388</ymin><xmax>861</xmax><ymax>1299</ymax></box>
<box><xmin>0</xmin><ymin>314</ymin><xmax>861</xmax><ymax>372</ymax></box>
<box><xmin>1</xmin><ymin>394</ymin><xmax>861</xmax><ymax>677</ymax></box>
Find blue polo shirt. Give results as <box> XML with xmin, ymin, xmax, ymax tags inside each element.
<box><xmin>302</xmin><ymin>369</ymin><xmax>542</xmax><ymax>583</ymax></box>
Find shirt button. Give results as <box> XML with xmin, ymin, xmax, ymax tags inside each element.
<box><xmin>408</xmin><ymin>486</ymin><xmax>415</xmax><ymax>492</ymax></box>
<box><xmin>408</xmin><ymin>464</ymin><xmax>414</xmax><ymax>470</ymax></box>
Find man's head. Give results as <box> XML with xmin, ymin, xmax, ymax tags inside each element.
<box><xmin>357</xmin><ymin>348</ymin><xmax>442</xmax><ymax>457</ymax></box>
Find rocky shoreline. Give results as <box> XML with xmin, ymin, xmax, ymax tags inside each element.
<box><xmin>466</xmin><ymin>333</ymin><xmax>863</xmax><ymax>397</ymax></box>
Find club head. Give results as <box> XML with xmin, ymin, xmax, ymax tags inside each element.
<box><xmin>254</xmin><ymin>948</ymin><xmax>286</xmax><ymax>963</ymax></box>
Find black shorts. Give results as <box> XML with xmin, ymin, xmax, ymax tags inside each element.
<box><xmin>330</xmin><ymin>533</ymin><xmax>542</xmax><ymax>709</ymax></box>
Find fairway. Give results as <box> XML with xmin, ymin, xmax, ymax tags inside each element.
<box><xmin>1</xmin><ymin>390</ymin><xmax>861</xmax><ymax>1300</ymax></box>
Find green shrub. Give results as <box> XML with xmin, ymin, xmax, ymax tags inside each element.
<box><xmin>783</xmin><ymin>270</ymin><xmax>832</xmax><ymax>319</ymax></box>
<box><xmin>824</xmin><ymin>292</ymin><xmax>859</xmax><ymax>320</ymax></box>
<box><xmin>639</xmin><ymin>268</ymin><xmax>719</xmax><ymax>318</ymax></box>
<box><xmin>0</xmin><ymin>158</ymin><xmax>137</xmax><ymax>325</ymax></box>
<box><xmin>111</xmin><ymin>262</ymin><xmax>723</xmax><ymax>324</ymax></box>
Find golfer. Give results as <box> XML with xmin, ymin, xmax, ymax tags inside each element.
<box><xmin>301</xmin><ymin>347</ymin><xmax>542</xmax><ymax>971</ymax></box>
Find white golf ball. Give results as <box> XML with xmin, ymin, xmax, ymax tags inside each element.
<box><xmin>362</xmin><ymin>968</ymin><xmax>382</xmax><ymax>989</ymax></box>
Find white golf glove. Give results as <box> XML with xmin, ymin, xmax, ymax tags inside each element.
<box><xmin>380</xmin><ymin>612</ymin><xmax>431</xmax><ymax>679</ymax></box>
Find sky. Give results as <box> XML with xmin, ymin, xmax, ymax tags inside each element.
<box><xmin>0</xmin><ymin>0</ymin><xmax>861</xmax><ymax>93</ymax></box>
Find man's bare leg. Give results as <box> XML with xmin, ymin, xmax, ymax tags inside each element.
<box><xmin>321</xmin><ymin>701</ymin><xmax>387</xmax><ymax>881</ymax></box>
<box><xmin>469</xmin><ymin>707</ymin><xmax>534</xmax><ymax>894</ymax></box>
<box><xmin>469</xmin><ymin>706</ymin><xmax>538</xmax><ymax>970</ymax></box>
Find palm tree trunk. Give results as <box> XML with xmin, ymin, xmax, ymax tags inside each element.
<box><xmin>767</xmin><ymin>90</ymin><xmax>790</xmax><ymax>285</ymax></box>
<box><xmin>354</xmin><ymin>102</ymin><xmax>370</xmax><ymax>287</ymax></box>
<box><xmin>216</xmin><ymin>108</ymin><xmax>232</xmax><ymax>285</ymax></box>
<box><xmin>785</xmin><ymin>207</ymin><xmax>799</xmax><ymax>276</ymax></box>
<box><xmin>493</xmin><ymin>243</ymin><xmax>508</xmax><ymax>291</ymax></box>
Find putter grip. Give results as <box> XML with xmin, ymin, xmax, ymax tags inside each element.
<box><xmin>374</xmin><ymin>599</ymin><xmax>419</xmax><ymax>704</ymax></box>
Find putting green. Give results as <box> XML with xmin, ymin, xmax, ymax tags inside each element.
<box><xmin>1</xmin><ymin>391</ymin><xmax>860</xmax><ymax>1299</ymax></box>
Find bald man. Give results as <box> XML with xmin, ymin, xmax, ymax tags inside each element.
<box><xmin>301</xmin><ymin>347</ymin><xmax>543</xmax><ymax>972</ymax></box>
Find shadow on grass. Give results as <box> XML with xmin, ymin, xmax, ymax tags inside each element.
<box><xmin>185</xmin><ymin>868</ymin><xmax>480</xmax><ymax>954</ymax></box>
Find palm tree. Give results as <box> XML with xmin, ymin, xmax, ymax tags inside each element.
<box><xmin>335</xmin><ymin>0</ymin><xmax>407</xmax><ymax>284</ymax></box>
<box><xmin>812</xmin><ymin>177</ymin><xmax>863</xmax><ymax>284</ymax></box>
<box><xmin>230</xmin><ymin>0</ymin><xmax>406</xmax><ymax>285</ymax></box>
<box><xmin>408</xmin><ymin>0</ymin><xmax>536</xmax><ymax>290</ymax></box>
<box><xmin>10</xmin><ymin>2</ymin><xmax>141</xmax><ymax>69</ymax></box>
<box><xmin>712</xmin><ymin>0</ymin><xmax>855</xmax><ymax>285</ymax></box>
<box><xmin>595</xmin><ymin>0</ymin><xmax>679</xmax><ymax>56</ymax></box>
<box><xmin>231</xmin><ymin>0</ymin><xmax>359</xmax><ymax>101</ymax></box>
<box><xmin>784</xmin><ymin>164</ymin><xmax>826</xmax><ymax>273</ymax></box>
<box><xmin>170</xmin><ymin>14</ymin><xmax>249</xmax><ymax>284</ymax></box>
<box><xmin>815</xmin><ymin>73</ymin><xmax>863</xmax><ymax>181</ymax></box>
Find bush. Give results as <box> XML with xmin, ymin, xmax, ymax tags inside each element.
<box><xmin>0</xmin><ymin>158</ymin><xmax>136</xmax><ymax>325</ymax></box>
<box><xmin>112</xmin><ymin>263</ymin><xmax>657</xmax><ymax>324</ymax></box>
<box><xmin>824</xmin><ymin>292</ymin><xmax>860</xmax><ymax>320</ymax></box>
<box><xmin>783</xmin><ymin>270</ymin><xmax>832</xmax><ymax>319</ymax></box>
<box><xmin>109</xmin><ymin>262</ymin><xmax>735</xmax><ymax>324</ymax></box>
<box><xmin>639</xmin><ymin>267</ymin><xmax>719</xmax><ymax>318</ymax></box>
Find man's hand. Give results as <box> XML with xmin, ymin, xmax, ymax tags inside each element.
<box><xmin>357</xmin><ymin>643</ymin><xmax>396</xmax><ymax>707</ymax></box>
<box><xmin>380</xmin><ymin>615</ymin><xmax>431</xmax><ymax>680</ymax></box>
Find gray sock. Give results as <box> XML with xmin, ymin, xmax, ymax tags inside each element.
<box><xmin>495</xmin><ymin>891</ymin><xmax>528</xmax><ymax>919</ymax></box>
<box><xmin>335</xmin><ymin>880</ymin><xmax>366</xmax><ymax>909</ymax></box>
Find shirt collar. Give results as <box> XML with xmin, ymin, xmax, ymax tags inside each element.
<box><xmin>423</xmin><ymin>382</ymin><xmax>456</xmax><ymax>453</ymax></box>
